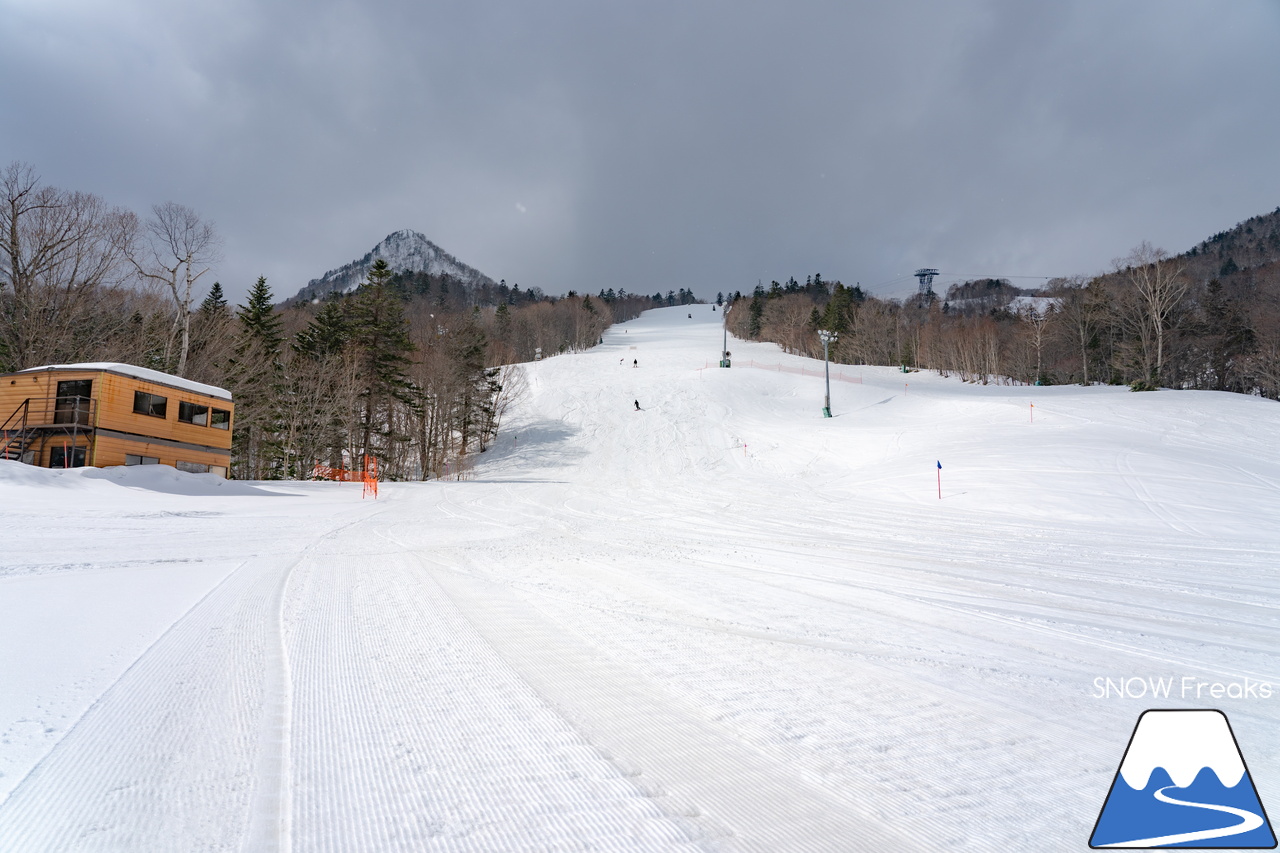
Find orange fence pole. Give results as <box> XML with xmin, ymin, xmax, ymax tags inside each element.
<box><xmin>362</xmin><ymin>454</ymin><xmax>378</xmax><ymax>499</ymax></box>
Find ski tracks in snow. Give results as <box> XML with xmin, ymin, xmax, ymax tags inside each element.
<box><xmin>0</xmin><ymin>551</ymin><xmax>291</xmax><ymax>851</ymax></box>
<box><xmin>0</xmin><ymin>506</ymin><xmax>384</xmax><ymax>853</ymax></box>
<box><xmin>412</xmin><ymin>549</ymin><xmax>926</xmax><ymax>853</ymax></box>
<box><xmin>285</xmin><ymin>529</ymin><xmax>706</xmax><ymax>852</ymax></box>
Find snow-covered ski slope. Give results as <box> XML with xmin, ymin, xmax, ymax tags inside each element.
<box><xmin>1</xmin><ymin>304</ymin><xmax>1277</xmax><ymax>852</ymax></box>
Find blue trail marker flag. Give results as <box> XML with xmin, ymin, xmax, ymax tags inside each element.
<box><xmin>937</xmin><ymin>461</ymin><xmax>942</xmax><ymax>469</ymax></box>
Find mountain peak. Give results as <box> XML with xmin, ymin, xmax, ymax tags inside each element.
<box><xmin>290</xmin><ymin>231</ymin><xmax>497</xmax><ymax>303</ymax></box>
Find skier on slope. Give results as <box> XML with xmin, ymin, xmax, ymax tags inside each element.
<box><xmin>634</xmin><ymin>400</ymin><xmax>641</xmax><ymax>411</ymax></box>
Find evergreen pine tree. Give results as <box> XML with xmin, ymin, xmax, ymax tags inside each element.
<box><xmin>199</xmin><ymin>281</ymin><xmax>229</xmax><ymax>316</ymax></box>
<box><xmin>186</xmin><ymin>281</ymin><xmax>235</xmax><ymax>385</ymax></box>
<box><xmin>446</xmin><ymin>312</ymin><xmax>498</xmax><ymax>455</ymax></box>
<box><xmin>237</xmin><ymin>276</ymin><xmax>285</xmax><ymax>358</ymax></box>
<box><xmin>349</xmin><ymin>258</ymin><xmax>417</xmax><ymax>459</ymax></box>
<box><xmin>494</xmin><ymin>302</ymin><xmax>512</xmax><ymax>342</ymax></box>
<box><xmin>821</xmin><ymin>283</ymin><xmax>852</xmax><ymax>334</ymax></box>
<box><xmin>228</xmin><ymin>276</ymin><xmax>286</xmax><ymax>478</ymax></box>
<box><xmin>748</xmin><ymin>293</ymin><xmax>765</xmax><ymax>337</ymax></box>
<box><xmin>1199</xmin><ymin>278</ymin><xmax>1253</xmax><ymax>391</ymax></box>
<box><xmin>294</xmin><ymin>300</ymin><xmax>350</xmax><ymax>359</ymax></box>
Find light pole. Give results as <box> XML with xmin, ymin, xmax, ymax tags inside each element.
<box><xmin>818</xmin><ymin>329</ymin><xmax>837</xmax><ymax>417</ymax></box>
<box><xmin>720</xmin><ymin>303</ymin><xmax>732</xmax><ymax>367</ymax></box>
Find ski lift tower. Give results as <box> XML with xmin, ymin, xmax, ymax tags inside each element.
<box><xmin>914</xmin><ymin>269</ymin><xmax>939</xmax><ymax>298</ymax></box>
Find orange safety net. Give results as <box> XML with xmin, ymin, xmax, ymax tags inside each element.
<box><xmin>311</xmin><ymin>455</ymin><xmax>379</xmax><ymax>498</ymax></box>
<box><xmin>311</xmin><ymin>464</ymin><xmax>361</xmax><ymax>482</ymax></box>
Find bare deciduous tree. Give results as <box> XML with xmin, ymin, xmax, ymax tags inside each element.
<box><xmin>1117</xmin><ymin>242</ymin><xmax>1188</xmax><ymax>385</ymax></box>
<box><xmin>1017</xmin><ymin>299</ymin><xmax>1054</xmax><ymax>384</ymax></box>
<box><xmin>486</xmin><ymin>364</ymin><xmax>528</xmax><ymax>445</ymax></box>
<box><xmin>127</xmin><ymin>201</ymin><xmax>221</xmax><ymax>377</ymax></box>
<box><xmin>1051</xmin><ymin>276</ymin><xmax>1106</xmax><ymax>385</ymax></box>
<box><xmin>0</xmin><ymin>162</ymin><xmax>134</xmax><ymax>369</ymax></box>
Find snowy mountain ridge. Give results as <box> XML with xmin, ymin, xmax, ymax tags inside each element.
<box><xmin>290</xmin><ymin>230</ymin><xmax>498</xmax><ymax>303</ymax></box>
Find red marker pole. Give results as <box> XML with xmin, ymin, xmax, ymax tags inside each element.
<box><xmin>1030</xmin><ymin>402</ymin><xmax>1034</xmax><ymax>424</ymax></box>
<box><xmin>936</xmin><ymin>461</ymin><xmax>942</xmax><ymax>499</ymax></box>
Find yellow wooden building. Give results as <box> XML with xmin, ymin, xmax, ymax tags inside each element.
<box><xmin>0</xmin><ymin>363</ymin><xmax>234</xmax><ymax>477</ymax></box>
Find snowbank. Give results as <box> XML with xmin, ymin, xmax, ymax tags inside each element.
<box><xmin>0</xmin><ymin>460</ymin><xmax>291</xmax><ymax>496</ymax></box>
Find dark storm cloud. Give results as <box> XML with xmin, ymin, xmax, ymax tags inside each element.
<box><xmin>2</xmin><ymin>0</ymin><xmax>1277</xmax><ymax>303</ymax></box>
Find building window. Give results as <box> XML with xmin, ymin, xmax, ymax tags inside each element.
<box><xmin>124</xmin><ymin>454</ymin><xmax>160</xmax><ymax>465</ymax></box>
<box><xmin>210</xmin><ymin>408</ymin><xmax>231</xmax><ymax>430</ymax></box>
<box><xmin>54</xmin><ymin>379</ymin><xmax>93</xmax><ymax>425</ymax></box>
<box><xmin>178</xmin><ymin>401</ymin><xmax>209</xmax><ymax>426</ymax></box>
<box><xmin>133</xmin><ymin>391</ymin><xmax>167</xmax><ymax>418</ymax></box>
<box><xmin>49</xmin><ymin>446</ymin><xmax>86</xmax><ymax>468</ymax></box>
<box><xmin>176</xmin><ymin>460</ymin><xmax>210</xmax><ymax>474</ymax></box>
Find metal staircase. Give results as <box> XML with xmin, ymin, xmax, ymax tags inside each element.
<box><xmin>0</xmin><ymin>399</ymin><xmax>34</xmax><ymax>461</ymax></box>
<box><xmin>0</xmin><ymin>397</ymin><xmax>97</xmax><ymax>465</ymax></box>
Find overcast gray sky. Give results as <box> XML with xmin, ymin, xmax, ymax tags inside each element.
<box><xmin>4</xmin><ymin>0</ymin><xmax>1278</xmax><ymax>303</ymax></box>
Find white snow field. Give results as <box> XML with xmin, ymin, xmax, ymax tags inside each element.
<box><xmin>1</xmin><ymin>304</ymin><xmax>1278</xmax><ymax>852</ymax></box>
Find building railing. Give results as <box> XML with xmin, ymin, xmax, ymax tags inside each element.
<box><xmin>1</xmin><ymin>396</ymin><xmax>97</xmax><ymax>463</ymax></box>
<box><xmin>6</xmin><ymin>396</ymin><xmax>98</xmax><ymax>428</ymax></box>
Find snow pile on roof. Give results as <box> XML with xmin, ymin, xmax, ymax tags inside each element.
<box><xmin>16</xmin><ymin>363</ymin><xmax>232</xmax><ymax>400</ymax></box>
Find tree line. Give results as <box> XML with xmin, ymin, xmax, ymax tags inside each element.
<box><xmin>1</xmin><ymin>162</ymin><xmax>665</xmax><ymax>479</ymax></box>
<box><xmin>727</xmin><ymin>222</ymin><xmax>1280</xmax><ymax>399</ymax></box>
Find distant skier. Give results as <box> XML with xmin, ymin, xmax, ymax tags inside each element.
<box><xmin>634</xmin><ymin>400</ymin><xmax>640</xmax><ymax>411</ymax></box>
<box><xmin>688</xmin><ymin>313</ymin><xmax>692</xmax><ymax>318</ymax></box>
<box><xmin>633</xmin><ymin>359</ymin><xmax>638</xmax><ymax>367</ymax></box>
